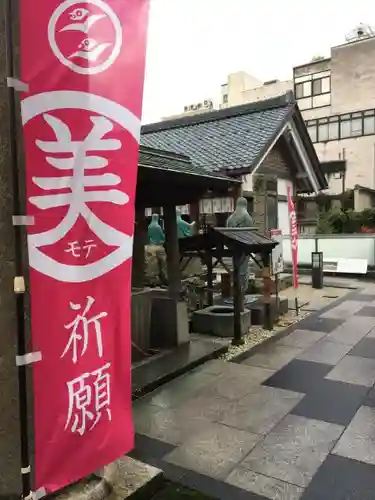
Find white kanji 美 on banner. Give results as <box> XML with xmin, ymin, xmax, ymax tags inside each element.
<box><xmin>21</xmin><ymin>90</ymin><xmax>140</xmax><ymax>283</ymax></box>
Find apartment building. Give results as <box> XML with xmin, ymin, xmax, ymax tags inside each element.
<box><xmin>220</xmin><ymin>71</ymin><xmax>293</xmax><ymax>109</ymax></box>
<box><xmin>220</xmin><ymin>26</ymin><xmax>375</xmax><ymax>199</ymax></box>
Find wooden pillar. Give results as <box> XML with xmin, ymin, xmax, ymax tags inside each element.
<box><xmin>232</xmin><ymin>252</ymin><xmax>245</xmax><ymax>345</ymax></box>
<box><xmin>163</xmin><ymin>204</ymin><xmax>180</xmax><ymax>300</ymax></box>
<box><xmin>232</xmin><ymin>182</ymin><xmax>243</xmax><ymax>205</ymax></box>
<box><xmin>206</xmin><ymin>251</ymin><xmax>214</xmax><ymax>306</ymax></box>
<box><xmin>132</xmin><ymin>207</ymin><xmax>146</xmax><ymax>288</ymax></box>
<box><xmin>262</xmin><ymin>251</ymin><xmax>274</xmax><ymax>330</ymax></box>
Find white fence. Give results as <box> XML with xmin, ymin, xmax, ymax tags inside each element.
<box><xmin>282</xmin><ymin>234</ymin><xmax>375</xmax><ymax>267</ymax></box>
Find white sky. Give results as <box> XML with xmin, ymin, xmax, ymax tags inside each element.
<box><xmin>141</xmin><ymin>0</ymin><xmax>375</xmax><ymax>124</ymax></box>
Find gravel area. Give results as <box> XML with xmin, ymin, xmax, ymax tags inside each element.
<box><xmin>220</xmin><ymin>309</ymin><xmax>311</xmax><ymax>361</ymax></box>
<box><xmin>219</xmin><ymin>284</ymin><xmax>353</xmax><ymax>361</ymax></box>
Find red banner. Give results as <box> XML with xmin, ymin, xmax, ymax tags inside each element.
<box><xmin>20</xmin><ymin>0</ymin><xmax>150</xmax><ymax>493</ymax></box>
<box><xmin>287</xmin><ymin>186</ymin><xmax>299</xmax><ymax>289</ymax></box>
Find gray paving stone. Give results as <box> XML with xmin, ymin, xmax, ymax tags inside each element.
<box><xmin>132</xmin><ymin>402</ymin><xmax>212</xmax><ymax>445</ymax></box>
<box><xmin>176</xmin><ymin>392</ymin><xmax>238</xmax><ymax>421</ymax></box>
<box><xmin>325</xmin><ymin>316</ymin><xmax>375</xmax><ymax>346</ymax></box>
<box><xmin>218</xmin><ymin>386</ymin><xmax>304</xmax><ymax>435</ymax></box>
<box><xmin>242</xmin><ymin>344</ymin><xmax>303</xmax><ymax>371</ymax></box>
<box><xmin>297</xmin><ymin>316</ymin><xmax>344</xmax><ymax>333</ymax></box>
<box><xmin>192</xmin><ymin>359</ymin><xmax>234</xmax><ymax>376</ymax></box>
<box><xmin>356</xmin><ymin>306</ymin><xmax>375</xmax><ymax>317</ymax></box>
<box><xmin>366</xmin><ymin>325</ymin><xmax>375</xmax><ymax>338</ymax></box>
<box><xmin>355</xmin><ymin>292</ymin><xmax>375</xmax><ymax>302</ymax></box>
<box><xmin>296</xmin><ymin>339</ymin><xmax>352</xmax><ymax>365</ymax></box>
<box><xmin>301</xmin><ymin>298</ymin><xmax>333</xmax><ymax>312</ymax></box>
<box><xmin>226</xmin><ymin>467</ymin><xmax>305</xmax><ymax>500</ymax></box>
<box><xmin>242</xmin><ymin>414</ymin><xmax>343</xmax><ymax>487</ymax></box>
<box><xmin>193</xmin><ymin>364</ymin><xmax>275</xmax><ymax>400</ymax></box>
<box><xmin>320</xmin><ymin>300</ymin><xmax>364</xmax><ymax>319</ymax></box>
<box><xmin>139</xmin><ymin>371</ymin><xmax>217</xmax><ymax>409</ymax></box>
<box><xmin>165</xmin><ymin>423</ymin><xmax>262</xmax><ymax>479</ymax></box>
<box><xmin>325</xmin><ymin>355</ymin><xmax>375</xmax><ymax>387</ymax></box>
<box><xmin>348</xmin><ymin>337</ymin><xmax>375</xmax><ymax>359</ymax></box>
<box><xmin>333</xmin><ymin>406</ymin><xmax>375</xmax><ymax>465</ymax></box>
<box><xmin>276</xmin><ymin>329</ymin><xmax>326</xmax><ymax>349</ymax></box>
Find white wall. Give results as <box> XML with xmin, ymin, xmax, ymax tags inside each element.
<box><xmin>282</xmin><ymin>235</ymin><xmax>375</xmax><ymax>266</ymax></box>
<box><xmin>242</xmin><ymin>174</ymin><xmax>253</xmax><ymax>192</ymax></box>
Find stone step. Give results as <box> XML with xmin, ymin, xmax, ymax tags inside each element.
<box><xmin>51</xmin><ymin>457</ymin><xmax>163</xmax><ymax>500</ymax></box>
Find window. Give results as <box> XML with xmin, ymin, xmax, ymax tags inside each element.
<box><xmin>306</xmin><ymin>108</ymin><xmax>375</xmax><ymax>143</ymax></box>
<box><xmin>328</xmin><ymin>117</ymin><xmax>339</xmax><ymax>140</ymax></box>
<box><xmin>321</xmin><ymin>77</ymin><xmax>330</xmax><ymax>93</ymax></box>
<box><xmin>312</xmin><ymin>77</ymin><xmax>330</xmax><ymax>96</ymax></box>
<box><xmin>340</xmin><ymin>119</ymin><xmax>351</xmax><ymax>138</ymax></box>
<box><xmin>312</xmin><ymin>79</ymin><xmax>322</xmax><ymax>96</ymax></box>
<box><xmin>295</xmin><ymin>83</ymin><xmax>304</xmax><ymax>99</ymax></box>
<box><xmin>303</xmin><ymin>81</ymin><xmax>311</xmax><ymax>97</ymax></box>
<box><xmin>318</xmin><ymin>119</ymin><xmax>329</xmax><ymax>142</ymax></box>
<box><xmin>295</xmin><ymin>81</ymin><xmax>312</xmax><ymax>98</ymax></box>
<box><xmin>223</xmin><ymin>94</ymin><xmax>228</xmax><ymax>104</ymax></box>
<box><xmin>350</xmin><ymin>113</ymin><xmax>363</xmax><ymax>136</ymax></box>
<box><xmin>294</xmin><ymin>73</ymin><xmax>331</xmax><ymax>105</ymax></box>
<box><xmin>364</xmin><ymin>110</ymin><xmax>375</xmax><ymax>135</ymax></box>
<box><xmin>307</xmin><ymin>121</ymin><xmax>317</xmax><ymax>142</ymax></box>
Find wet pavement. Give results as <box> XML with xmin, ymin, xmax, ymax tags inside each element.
<box><xmin>131</xmin><ymin>285</ymin><xmax>375</xmax><ymax>500</ymax></box>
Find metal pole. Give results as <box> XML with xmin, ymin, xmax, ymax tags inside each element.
<box><xmin>4</xmin><ymin>1</ymin><xmax>32</xmax><ymax>498</ymax></box>
<box><xmin>275</xmin><ymin>273</ymin><xmax>279</xmax><ymax>316</ymax></box>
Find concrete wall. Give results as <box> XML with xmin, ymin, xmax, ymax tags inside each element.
<box><xmin>314</xmin><ymin>136</ymin><xmax>375</xmax><ymax>193</ymax></box>
<box><xmin>225</xmin><ymin>71</ymin><xmax>262</xmax><ymax>107</ymax></box>
<box><xmin>330</xmin><ymin>37</ymin><xmax>375</xmax><ymax>114</ymax></box>
<box><xmin>354</xmin><ymin>188</ymin><xmax>374</xmax><ymax>211</ymax></box>
<box><xmin>221</xmin><ymin>71</ymin><xmax>292</xmax><ymax>109</ymax></box>
<box><xmin>242</xmin><ymin>80</ymin><xmax>292</xmax><ymax>104</ymax></box>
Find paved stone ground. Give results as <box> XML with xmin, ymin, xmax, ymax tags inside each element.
<box><xmin>131</xmin><ymin>284</ymin><xmax>375</xmax><ymax>500</ymax></box>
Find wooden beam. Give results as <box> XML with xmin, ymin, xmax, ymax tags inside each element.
<box><xmin>163</xmin><ymin>205</ymin><xmax>180</xmax><ymax>300</ymax></box>
<box><xmin>206</xmin><ymin>251</ymin><xmax>214</xmax><ymax>306</ymax></box>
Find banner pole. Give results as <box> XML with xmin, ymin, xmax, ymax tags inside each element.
<box><xmin>4</xmin><ymin>0</ymin><xmax>32</xmax><ymax>498</ymax></box>
<box><xmin>295</xmin><ymin>294</ymin><xmax>299</xmax><ymax>316</ymax></box>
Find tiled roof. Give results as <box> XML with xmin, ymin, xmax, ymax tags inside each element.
<box><xmin>141</xmin><ymin>93</ymin><xmax>295</xmax><ymax>173</ymax></box>
<box><xmin>214</xmin><ymin>227</ymin><xmax>277</xmax><ymax>253</ymax></box>
<box><xmin>138</xmin><ymin>146</ymin><xmax>239</xmax><ymax>183</ymax></box>
<box><xmin>178</xmin><ymin>227</ymin><xmax>277</xmax><ymax>255</ymax></box>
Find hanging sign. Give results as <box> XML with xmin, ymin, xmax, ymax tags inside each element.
<box><xmin>270</xmin><ymin>229</ymin><xmax>284</xmax><ymax>275</ymax></box>
<box><xmin>20</xmin><ymin>0</ymin><xmax>150</xmax><ymax>494</ymax></box>
<box><xmin>287</xmin><ymin>186</ymin><xmax>299</xmax><ymax>288</ymax></box>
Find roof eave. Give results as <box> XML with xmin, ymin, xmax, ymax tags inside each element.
<box><xmin>290</xmin><ymin>108</ymin><xmax>328</xmax><ymax>191</ymax></box>
<box><xmin>219</xmin><ymin>105</ymin><xmax>296</xmax><ymax>178</ymax></box>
